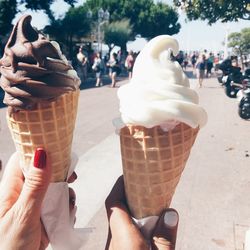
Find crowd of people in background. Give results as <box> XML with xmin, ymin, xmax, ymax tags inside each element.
<box><xmin>175</xmin><ymin>49</ymin><xmax>225</xmax><ymax>87</ymax></box>
<box><xmin>75</xmin><ymin>45</ymin><xmax>242</xmax><ymax>90</ymax></box>
<box><xmin>74</xmin><ymin>46</ymin><xmax>139</xmax><ymax>88</ymax></box>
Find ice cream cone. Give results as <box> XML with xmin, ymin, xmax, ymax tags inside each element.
<box><xmin>7</xmin><ymin>90</ymin><xmax>80</xmax><ymax>182</ymax></box>
<box><xmin>120</xmin><ymin>122</ymin><xmax>199</xmax><ymax>219</ymax></box>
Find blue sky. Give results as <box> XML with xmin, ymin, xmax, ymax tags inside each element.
<box><xmin>14</xmin><ymin>0</ymin><xmax>250</xmax><ymax>52</ymax></box>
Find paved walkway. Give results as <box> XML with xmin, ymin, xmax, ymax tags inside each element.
<box><xmin>1</xmin><ymin>74</ymin><xmax>250</xmax><ymax>250</ymax></box>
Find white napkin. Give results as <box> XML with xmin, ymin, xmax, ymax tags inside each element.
<box><xmin>133</xmin><ymin>210</ymin><xmax>178</xmax><ymax>248</ymax></box>
<box><xmin>133</xmin><ymin>216</ymin><xmax>159</xmax><ymax>240</ymax></box>
<box><xmin>245</xmin><ymin>229</ymin><xmax>250</xmax><ymax>250</ymax></box>
<box><xmin>41</xmin><ymin>153</ymin><xmax>91</xmax><ymax>250</ymax></box>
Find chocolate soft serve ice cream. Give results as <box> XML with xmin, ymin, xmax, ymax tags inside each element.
<box><xmin>117</xmin><ymin>35</ymin><xmax>207</xmax><ymax>219</ymax></box>
<box><xmin>0</xmin><ymin>14</ymin><xmax>80</xmax><ymax>112</ymax></box>
<box><xmin>1</xmin><ymin>15</ymin><xmax>80</xmax><ymax>182</ymax></box>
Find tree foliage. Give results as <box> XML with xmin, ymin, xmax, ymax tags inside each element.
<box><xmin>173</xmin><ymin>0</ymin><xmax>250</xmax><ymax>24</ymax></box>
<box><xmin>104</xmin><ymin>19</ymin><xmax>132</xmax><ymax>52</ymax></box>
<box><xmin>19</xmin><ymin>0</ymin><xmax>76</xmax><ymax>9</ymax></box>
<box><xmin>228</xmin><ymin>28</ymin><xmax>250</xmax><ymax>55</ymax></box>
<box><xmin>85</xmin><ymin>0</ymin><xmax>180</xmax><ymax>39</ymax></box>
<box><xmin>143</xmin><ymin>3</ymin><xmax>180</xmax><ymax>38</ymax></box>
<box><xmin>228</xmin><ymin>28</ymin><xmax>250</xmax><ymax>70</ymax></box>
<box><xmin>0</xmin><ymin>0</ymin><xmax>77</xmax><ymax>37</ymax></box>
<box><xmin>44</xmin><ymin>6</ymin><xmax>91</xmax><ymax>59</ymax></box>
<box><xmin>0</xmin><ymin>0</ymin><xmax>18</xmax><ymax>35</ymax></box>
<box><xmin>19</xmin><ymin>0</ymin><xmax>77</xmax><ymax>20</ymax></box>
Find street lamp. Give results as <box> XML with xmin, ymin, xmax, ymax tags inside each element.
<box><xmin>86</xmin><ymin>8</ymin><xmax>110</xmax><ymax>52</ymax></box>
<box><xmin>97</xmin><ymin>8</ymin><xmax>110</xmax><ymax>52</ymax></box>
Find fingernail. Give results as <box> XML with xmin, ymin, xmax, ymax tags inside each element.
<box><xmin>153</xmin><ymin>236</ymin><xmax>172</xmax><ymax>246</ymax></box>
<box><xmin>34</xmin><ymin>148</ymin><xmax>46</xmax><ymax>169</ymax></box>
<box><xmin>164</xmin><ymin>210</ymin><xmax>179</xmax><ymax>228</ymax></box>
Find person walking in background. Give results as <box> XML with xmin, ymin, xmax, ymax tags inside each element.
<box><xmin>117</xmin><ymin>49</ymin><xmax>122</xmax><ymax>63</ymax></box>
<box><xmin>107</xmin><ymin>52</ymin><xmax>120</xmax><ymax>88</ymax></box>
<box><xmin>176</xmin><ymin>50</ymin><xmax>184</xmax><ymax>67</ymax></box>
<box><xmin>196</xmin><ymin>54</ymin><xmax>206</xmax><ymax>88</ymax></box>
<box><xmin>103</xmin><ymin>53</ymin><xmax>110</xmax><ymax>75</ymax></box>
<box><xmin>183</xmin><ymin>53</ymin><xmax>189</xmax><ymax>70</ymax></box>
<box><xmin>125</xmin><ymin>50</ymin><xmax>135</xmax><ymax>79</ymax></box>
<box><xmin>214</xmin><ymin>53</ymin><xmax>220</xmax><ymax>72</ymax></box>
<box><xmin>92</xmin><ymin>52</ymin><xmax>104</xmax><ymax>87</ymax></box>
<box><xmin>191</xmin><ymin>52</ymin><xmax>197</xmax><ymax>70</ymax></box>
<box><xmin>76</xmin><ymin>46</ymin><xmax>88</xmax><ymax>82</ymax></box>
<box><xmin>203</xmin><ymin>49</ymin><xmax>209</xmax><ymax>59</ymax></box>
<box><xmin>206</xmin><ymin>52</ymin><xmax>214</xmax><ymax>78</ymax></box>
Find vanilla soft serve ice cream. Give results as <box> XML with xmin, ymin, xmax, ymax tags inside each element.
<box><xmin>118</xmin><ymin>35</ymin><xmax>207</xmax><ymax>128</ymax></box>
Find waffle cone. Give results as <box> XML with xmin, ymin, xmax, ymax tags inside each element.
<box><xmin>7</xmin><ymin>90</ymin><xmax>80</xmax><ymax>182</ymax></box>
<box><xmin>120</xmin><ymin>122</ymin><xmax>199</xmax><ymax>219</ymax></box>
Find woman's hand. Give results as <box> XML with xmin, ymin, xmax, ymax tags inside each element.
<box><xmin>105</xmin><ymin>176</ymin><xmax>179</xmax><ymax>250</ymax></box>
<box><xmin>0</xmin><ymin>149</ymin><xmax>50</xmax><ymax>250</ymax></box>
<box><xmin>0</xmin><ymin>149</ymin><xmax>77</xmax><ymax>250</ymax></box>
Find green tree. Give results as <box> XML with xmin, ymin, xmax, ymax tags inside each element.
<box><xmin>228</xmin><ymin>28</ymin><xmax>250</xmax><ymax>69</ymax></box>
<box><xmin>20</xmin><ymin>0</ymin><xmax>76</xmax><ymax>21</ymax></box>
<box><xmin>173</xmin><ymin>0</ymin><xmax>250</xmax><ymax>24</ymax></box>
<box><xmin>85</xmin><ymin>0</ymin><xmax>180</xmax><ymax>39</ymax></box>
<box><xmin>0</xmin><ymin>0</ymin><xmax>17</xmax><ymax>35</ymax></box>
<box><xmin>104</xmin><ymin>19</ymin><xmax>132</xmax><ymax>53</ymax></box>
<box><xmin>142</xmin><ymin>3</ymin><xmax>181</xmax><ymax>38</ymax></box>
<box><xmin>44</xmin><ymin>6</ymin><xmax>91</xmax><ymax>59</ymax></box>
<box><xmin>0</xmin><ymin>0</ymin><xmax>77</xmax><ymax>37</ymax></box>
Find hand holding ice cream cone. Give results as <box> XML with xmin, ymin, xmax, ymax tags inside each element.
<box><xmin>0</xmin><ymin>15</ymin><xmax>83</xmax><ymax>249</ymax></box>
<box><xmin>0</xmin><ymin>149</ymin><xmax>78</xmax><ymax>250</ymax></box>
<box><xmin>105</xmin><ymin>176</ymin><xmax>179</xmax><ymax>250</ymax></box>
<box><xmin>0</xmin><ymin>15</ymin><xmax>81</xmax><ymax>182</ymax></box>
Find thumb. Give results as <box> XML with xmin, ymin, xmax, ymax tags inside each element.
<box><xmin>16</xmin><ymin>148</ymin><xmax>51</xmax><ymax>217</ymax></box>
<box><xmin>151</xmin><ymin>208</ymin><xmax>179</xmax><ymax>250</ymax></box>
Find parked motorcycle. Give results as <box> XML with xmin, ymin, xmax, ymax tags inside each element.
<box><xmin>217</xmin><ymin>58</ymin><xmax>231</xmax><ymax>85</ymax></box>
<box><xmin>218</xmin><ymin>59</ymin><xmax>243</xmax><ymax>98</ymax></box>
<box><xmin>217</xmin><ymin>59</ymin><xmax>250</xmax><ymax>120</ymax></box>
<box><xmin>238</xmin><ymin>70</ymin><xmax>250</xmax><ymax>120</ymax></box>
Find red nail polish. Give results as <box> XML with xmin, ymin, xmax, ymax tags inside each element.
<box><xmin>34</xmin><ymin>148</ymin><xmax>46</xmax><ymax>169</ymax></box>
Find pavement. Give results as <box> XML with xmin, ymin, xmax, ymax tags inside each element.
<box><xmin>1</xmin><ymin>72</ymin><xmax>250</xmax><ymax>250</ymax></box>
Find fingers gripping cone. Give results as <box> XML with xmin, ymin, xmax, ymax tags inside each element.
<box><xmin>7</xmin><ymin>90</ymin><xmax>80</xmax><ymax>182</ymax></box>
<box><xmin>120</xmin><ymin>122</ymin><xmax>199</xmax><ymax>219</ymax></box>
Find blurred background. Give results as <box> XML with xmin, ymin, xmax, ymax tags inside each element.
<box><xmin>0</xmin><ymin>0</ymin><xmax>249</xmax><ymax>60</ymax></box>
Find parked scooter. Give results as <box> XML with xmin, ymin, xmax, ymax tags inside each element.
<box><xmin>218</xmin><ymin>59</ymin><xmax>250</xmax><ymax>120</ymax></box>
<box><xmin>238</xmin><ymin>69</ymin><xmax>250</xmax><ymax>120</ymax></box>
<box><xmin>217</xmin><ymin>58</ymin><xmax>230</xmax><ymax>85</ymax></box>
<box><xmin>218</xmin><ymin>58</ymin><xmax>243</xmax><ymax>98</ymax></box>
